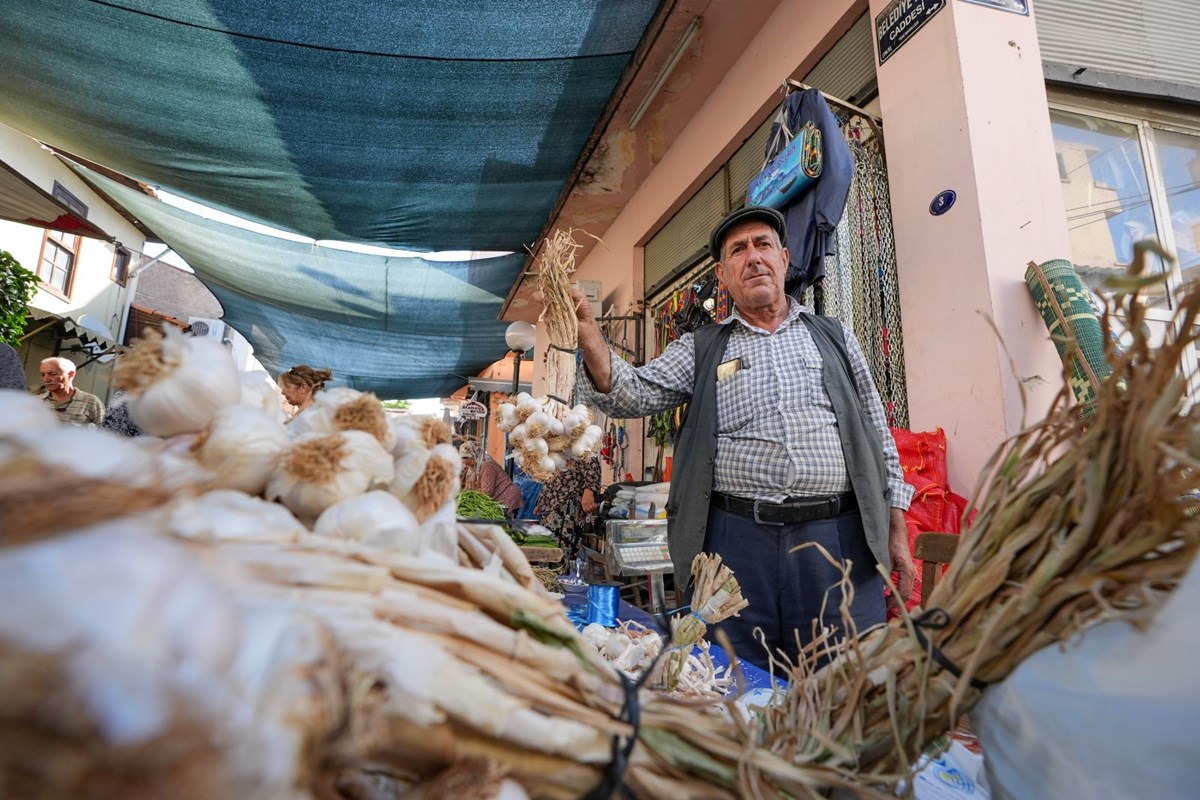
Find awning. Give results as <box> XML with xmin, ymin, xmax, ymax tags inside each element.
<box><xmin>21</xmin><ymin>309</ymin><xmax>120</xmax><ymax>368</ymax></box>
<box><xmin>75</xmin><ymin>164</ymin><xmax>525</xmax><ymax>398</ymax></box>
<box><xmin>0</xmin><ymin>0</ymin><xmax>660</xmax><ymax>253</ymax></box>
<box><xmin>0</xmin><ymin>158</ymin><xmax>112</xmax><ymax>240</ymax></box>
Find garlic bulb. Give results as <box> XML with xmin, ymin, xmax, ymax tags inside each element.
<box><xmin>0</xmin><ymin>521</ymin><xmax>337</xmax><ymax>795</ymax></box>
<box><xmin>390</xmin><ymin>441</ymin><xmax>432</xmax><ymax>499</ymax></box>
<box><xmin>1</xmin><ymin>425</ymin><xmax>159</xmax><ymax>488</ymax></box>
<box><xmin>193</xmin><ymin>405</ymin><xmax>290</xmax><ymax>495</ymax></box>
<box><xmin>395</xmin><ymin>442</ymin><xmax>461</xmax><ymax>522</ymax></box>
<box><xmin>113</xmin><ymin>326</ymin><xmax>241</xmax><ymax>437</ymax></box>
<box><xmin>497</xmin><ymin>402</ymin><xmax>518</xmax><ymax>431</ymax></box>
<box><xmin>509</xmin><ymin>423</ymin><xmax>528</xmax><ymax>445</ymax></box>
<box><xmin>392</xmin><ymin>413</ymin><xmax>452</xmax><ymax>449</ymax></box>
<box><xmin>0</xmin><ymin>523</ymin><xmax>242</xmax><ymax>740</ymax></box>
<box><xmin>0</xmin><ymin>389</ymin><xmax>59</xmax><ymax>435</ymax></box>
<box><xmin>313</xmin><ymin>491</ymin><xmax>421</xmax><ymax>553</ymax></box>
<box><xmin>525</xmin><ymin>411</ymin><xmax>550</xmax><ymax>439</ymax></box>
<box><xmin>416</xmin><ymin>497</ymin><xmax>459</xmax><ymax>564</ymax></box>
<box><xmin>266</xmin><ymin>431</ymin><xmax>395</xmax><ymax>520</ymax></box>
<box><xmin>168</xmin><ymin>490</ymin><xmax>306</xmax><ymax>544</ymax></box>
<box><xmin>238</xmin><ymin>370</ymin><xmax>289</xmax><ymax>424</ymax></box>
<box><xmin>288</xmin><ymin>388</ymin><xmax>393</xmax><ymax>450</ymax></box>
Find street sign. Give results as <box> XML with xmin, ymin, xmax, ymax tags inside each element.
<box><xmin>876</xmin><ymin>0</ymin><xmax>946</xmax><ymax>65</ymax></box>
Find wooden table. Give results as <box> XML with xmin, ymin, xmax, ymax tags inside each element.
<box><xmin>520</xmin><ymin>545</ymin><xmax>563</xmax><ymax>565</ymax></box>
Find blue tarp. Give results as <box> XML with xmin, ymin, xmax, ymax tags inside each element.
<box><xmin>78</xmin><ymin>165</ymin><xmax>524</xmax><ymax>398</ymax></box>
<box><xmin>0</xmin><ymin>0</ymin><xmax>658</xmax><ymax>253</ymax></box>
<box><xmin>0</xmin><ymin>1</ymin><xmax>661</xmax><ymax>393</ymax></box>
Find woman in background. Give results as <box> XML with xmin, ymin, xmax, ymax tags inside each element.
<box><xmin>535</xmin><ymin>454</ymin><xmax>602</xmax><ymax>538</ymax></box>
<box><xmin>459</xmin><ymin>440</ymin><xmax>524</xmax><ymax>516</ymax></box>
<box><xmin>278</xmin><ymin>365</ymin><xmax>331</xmax><ymax>416</ymax></box>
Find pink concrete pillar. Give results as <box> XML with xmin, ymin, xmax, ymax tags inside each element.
<box><xmin>869</xmin><ymin>0</ymin><xmax>1070</xmax><ymax>490</ymax></box>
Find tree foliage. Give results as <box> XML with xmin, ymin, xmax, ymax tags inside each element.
<box><xmin>0</xmin><ymin>250</ymin><xmax>40</xmax><ymax>345</ymax></box>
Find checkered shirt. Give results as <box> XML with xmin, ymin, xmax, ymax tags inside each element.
<box><xmin>578</xmin><ymin>299</ymin><xmax>913</xmax><ymax>509</ymax></box>
<box><xmin>41</xmin><ymin>389</ymin><xmax>105</xmax><ymax>427</ymax></box>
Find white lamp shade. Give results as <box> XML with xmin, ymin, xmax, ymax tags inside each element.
<box><xmin>505</xmin><ymin>321</ymin><xmax>537</xmax><ymax>352</ymax></box>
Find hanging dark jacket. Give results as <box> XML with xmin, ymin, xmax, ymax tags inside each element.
<box><xmin>663</xmin><ymin>315</ymin><xmax>892</xmax><ymax>590</ymax></box>
<box><xmin>763</xmin><ymin>88</ymin><xmax>854</xmax><ymax>299</ymax></box>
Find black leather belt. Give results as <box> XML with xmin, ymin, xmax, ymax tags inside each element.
<box><xmin>711</xmin><ymin>491</ymin><xmax>857</xmax><ymax>526</ymax></box>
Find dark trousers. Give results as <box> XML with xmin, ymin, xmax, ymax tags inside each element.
<box><xmin>702</xmin><ymin>504</ymin><xmax>885</xmax><ymax>674</ymax></box>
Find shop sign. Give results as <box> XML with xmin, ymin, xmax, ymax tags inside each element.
<box><xmin>959</xmin><ymin>0</ymin><xmax>1028</xmax><ymax>15</ymax></box>
<box><xmin>876</xmin><ymin>0</ymin><xmax>945</xmax><ymax>65</ymax></box>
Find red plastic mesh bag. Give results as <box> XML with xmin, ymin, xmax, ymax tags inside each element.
<box><xmin>886</xmin><ymin>427</ymin><xmax>976</xmax><ymax>617</ymax></box>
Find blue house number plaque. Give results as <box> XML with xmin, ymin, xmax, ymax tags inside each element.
<box><xmin>930</xmin><ymin>190</ymin><xmax>957</xmax><ymax>216</ymax></box>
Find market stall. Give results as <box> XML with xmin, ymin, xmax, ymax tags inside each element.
<box><xmin>3</xmin><ymin>244</ymin><xmax>1198</xmax><ymax>799</ymax></box>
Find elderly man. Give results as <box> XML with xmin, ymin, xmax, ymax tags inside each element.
<box><xmin>574</xmin><ymin>206</ymin><xmax>914</xmax><ymax>671</ymax></box>
<box><xmin>39</xmin><ymin>356</ymin><xmax>104</xmax><ymax>426</ymax></box>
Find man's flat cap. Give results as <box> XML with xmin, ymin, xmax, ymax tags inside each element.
<box><xmin>709</xmin><ymin>205</ymin><xmax>787</xmax><ymax>261</ymax></box>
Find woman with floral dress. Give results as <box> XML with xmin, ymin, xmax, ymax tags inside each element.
<box><xmin>534</xmin><ymin>454</ymin><xmax>602</xmax><ymax>538</ymax></box>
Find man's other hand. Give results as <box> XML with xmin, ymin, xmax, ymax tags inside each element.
<box><xmin>887</xmin><ymin>508</ymin><xmax>916</xmax><ymax>608</ymax></box>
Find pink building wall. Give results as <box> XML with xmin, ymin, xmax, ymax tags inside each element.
<box><xmin>533</xmin><ymin>0</ymin><xmax>1071</xmax><ymax>494</ymax></box>
<box><xmin>869</xmin><ymin>0</ymin><xmax>1068</xmax><ymax>488</ymax></box>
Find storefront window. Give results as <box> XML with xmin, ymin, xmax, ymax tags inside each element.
<box><xmin>1151</xmin><ymin>127</ymin><xmax>1200</xmax><ymax>287</ymax></box>
<box><xmin>1050</xmin><ymin>109</ymin><xmax>1166</xmax><ymax>306</ymax></box>
<box><xmin>1050</xmin><ymin>103</ymin><xmax>1200</xmax><ymax>402</ymax></box>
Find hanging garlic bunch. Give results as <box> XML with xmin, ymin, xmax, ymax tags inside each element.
<box><xmin>266</xmin><ymin>430</ymin><xmax>394</xmax><ymax>520</ymax></box>
<box><xmin>496</xmin><ymin>393</ymin><xmax>602</xmax><ymax>481</ymax></box>
<box><xmin>191</xmin><ymin>405</ymin><xmax>290</xmax><ymax>495</ymax></box>
<box><xmin>113</xmin><ymin>326</ymin><xmax>241</xmax><ymax>437</ymax></box>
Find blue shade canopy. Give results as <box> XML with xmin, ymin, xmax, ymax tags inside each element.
<box><xmin>0</xmin><ymin>0</ymin><xmax>659</xmax><ymax>252</ymax></box>
<box><xmin>79</xmin><ymin>165</ymin><xmax>525</xmax><ymax>398</ymax></box>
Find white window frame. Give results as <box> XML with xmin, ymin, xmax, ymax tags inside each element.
<box><xmin>1048</xmin><ymin>92</ymin><xmax>1200</xmax><ymax>399</ymax></box>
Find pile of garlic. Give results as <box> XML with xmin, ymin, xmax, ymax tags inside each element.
<box><xmin>67</xmin><ymin>325</ymin><xmax>462</xmax><ymax>562</ymax></box>
<box><xmin>578</xmin><ymin>620</ymin><xmax>734</xmax><ymax>699</ymax></box>
<box><xmin>580</xmin><ymin>621</ymin><xmax>662</xmax><ymax>675</ymax></box>
<box><xmin>496</xmin><ymin>392</ymin><xmax>603</xmax><ymax>480</ymax></box>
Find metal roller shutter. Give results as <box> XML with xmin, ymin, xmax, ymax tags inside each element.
<box><xmin>643</xmin><ymin>172</ymin><xmax>725</xmax><ymax>297</ymax></box>
<box><xmin>643</xmin><ymin>13</ymin><xmax>879</xmax><ymax>296</ymax></box>
<box><xmin>727</xmin><ymin>116</ymin><xmax>775</xmax><ymax>209</ymax></box>
<box><xmin>1036</xmin><ymin>0</ymin><xmax>1200</xmax><ymax>102</ymax></box>
<box><xmin>801</xmin><ymin>14</ymin><xmax>875</xmax><ymax>104</ymax></box>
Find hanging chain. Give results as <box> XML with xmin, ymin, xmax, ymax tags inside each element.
<box><xmin>823</xmin><ymin>115</ymin><xmax>910</xmax><ymax>429</ymax></box>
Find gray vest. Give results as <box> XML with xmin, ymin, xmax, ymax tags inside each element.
<box><xmin>664</xmin><ymin>314</ymin><xmax>892</xmax><ymax>589</ymax></box>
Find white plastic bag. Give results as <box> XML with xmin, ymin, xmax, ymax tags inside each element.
<box><xmin>971</xmin><ymin>559</ymin><xmax>1200</xmax><ymax>800</ymax></box>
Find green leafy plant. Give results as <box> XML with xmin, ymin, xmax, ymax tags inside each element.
<box><xmin>381</xmin><ymin>398</ymin><xmax>411</xmax><ymax>410</ymax></box>
<box><xmin>0</xmin><ymin>250</ymin><xmax>40</xmax><ymax>345</ymax></box>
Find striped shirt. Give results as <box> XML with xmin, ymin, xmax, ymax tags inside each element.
<box><xmin>41</xmin><ymin>389</ymin><xmax>105</xmax><ymax>427</ymax></box>
<box><xmin>578</xmin><ymin>298</ymin><xmax>913</xmax><ymax>509</ymax></box>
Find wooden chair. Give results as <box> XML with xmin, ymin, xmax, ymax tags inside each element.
<box><xmin>913</xmin><ymin>532</ymin><xmax>960</xmax><ymax>607</ymax></box>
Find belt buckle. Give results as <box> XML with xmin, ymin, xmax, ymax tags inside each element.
<box><xmin>752</xmin><ymin>499</ymin><xmax>786</xmax><ymax>527</ymax></box>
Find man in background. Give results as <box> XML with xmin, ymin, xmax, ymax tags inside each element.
<box><xmin>39</xmin><ymin>356</ymin><xmax>104</xmax><ymax>426</ymax></box>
